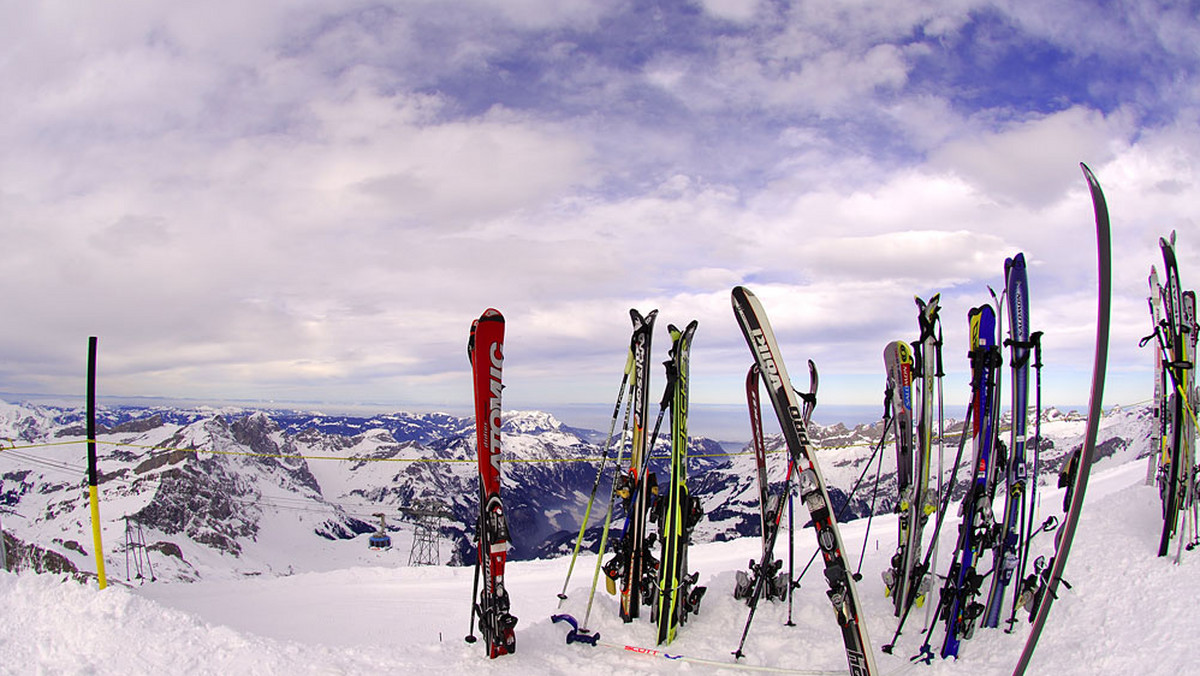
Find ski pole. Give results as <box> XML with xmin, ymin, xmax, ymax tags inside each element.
<box><xmin>881</xmin><ymin>401</ymin><xmax>975</xmax><ymax>655</ymax></box>
<box><xmin>580</xmin><ymin>378</ymin><xmax>637</xmax><ymax>631</ymax></box>
<box><xmin>785</xmin><ymin>493</ymin><xmax>795</xmax><ymax>627</ymax></box>
<box><xmin>553</xmin><ymin>614</ymin><xmax>842</xmax><ymax>674</ymax></box>
<box><xmin>465</xmin><ymin>508</ymin><xmax>483</xmax><ymax>644</ymax></box>
<box><xmin>558</xmin><ymin>352</ymin><xmax>633</xmax><ymax>607</ymax></box>
<box><xmin>791</xmin><ymin>413</ymin><xmax>890</xmax><ymax>589</ymax></box>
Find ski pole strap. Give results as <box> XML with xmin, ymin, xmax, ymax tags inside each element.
<box><xmin>934</xmin><ymin>325</ymin><xmax>946</xmax><ymax>378</ymax></box>
<box><xmin>551</xmin><ymin>613</ymin><xmax>600</xmax><ymax>645</ymax></box>
<box><xmin>1139</xmin><ymin>331</ymin><xmax>1158</xmax><ymax>348</ymax></box>
<box><xmin>1005</xmin><ymin>334</ymin><xmax>1040</xmax><ymax>368</ymax></box>
<box><xmin>660</xmin><ymin>359</ymin><xmax>678</xmax><ymax>409</ymax></box>
<box><xmin>794</xmin><ymin>359</ymin><xmax>819</xmax><ymax>422</ymax></box>
<box><xmin>917</xmin><ymin>305</ymin><xmax>938</xmax><ymax>344</ymax></box>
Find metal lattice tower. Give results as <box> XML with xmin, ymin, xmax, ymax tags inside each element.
<box><xmin>123</xmin><ymin>516</ymin><xmax>156</xmax><ymax>583</ymax></box>
<box><xmin>400</xmin><ymin>499</ymin><xmax>452</xmax><ymax>567</ymax></box>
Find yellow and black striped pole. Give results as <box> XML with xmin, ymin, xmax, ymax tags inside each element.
<box><xmin>86</xmin><ymin>336</ymin><xmax>107</xmax><ymax>589</ymax></box>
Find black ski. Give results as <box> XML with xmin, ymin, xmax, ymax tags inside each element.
<box><xmin>609</xmin><ymin>309</ymin><xmax>658</xmax><ymax>622</ymax></box>
<box><xmin>654</xmin><ymin>320</ymin><xmax>705</xmax><ymax>644</ymax></box>
<box><xmin>1011</xmin><ymin>162</ymin><xmax>1111</xmax><ymax>675</ymax></box>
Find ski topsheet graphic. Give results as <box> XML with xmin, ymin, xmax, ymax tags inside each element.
<box><xmin>466</xmin><ymin>309</ymin><xmax>517</xmax><ymax>658</ymax></box>
<box><xmin>613</xmin><ymin>308</ymin><xmax>658</xmax><ymax>623</ymax></box>
<box><xmin>654</xmin><ymin>320</ymin><xmax>705</xmax><ymax>645</ymax></box>
<box><xmin>731</xmin><ymin>286</ymin><xmax>876</xmax><ymax>676</ymax></box>
<box><xmin>882</xmin><ymin>339</ymin><xmax>920</xmax><ymax>617</ymax></box>
<box><xmin>937</xmin><ymin>303</ymin><xmax>1002</xmax><ymax>660</ymax></box>
<box><xmin>984</xmin><ymin>253</ymin><xmax>1038</xmax><ymax>629</ymax></box>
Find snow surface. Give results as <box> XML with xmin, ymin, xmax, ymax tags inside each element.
<box><xmin>1</xmin><ymin>455</ymin><xmax>1194</xmax><ymax>675</ymax></box>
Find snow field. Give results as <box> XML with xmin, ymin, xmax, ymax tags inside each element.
<box><xmin>3</xmin><ymin>455</ymin><xmax>1196</xmax><ymax>675</ymax></box>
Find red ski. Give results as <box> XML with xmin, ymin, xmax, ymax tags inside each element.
<box><xmin>466</xmin><ymin>309</ymin><xmax>517</xmax><ymax>657</ymax></box>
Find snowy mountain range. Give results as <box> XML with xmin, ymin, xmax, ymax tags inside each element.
<box><xmin>0</xmin><ymin>399</ymin><xmax>1153</xmax><ymax>586</ymax></box>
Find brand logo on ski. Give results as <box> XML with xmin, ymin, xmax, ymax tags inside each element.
<box><xmin>749</xmin><ymin>328</ymin><xmax>784</xmax><ymax>392</ymax></box>
<box><xmin>489</xmin><ymin>342</ymin><xmax>503</xmax><ymax>475</ymax></box>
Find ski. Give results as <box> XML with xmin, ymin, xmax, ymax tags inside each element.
<box><xmin>984</xmin><ymin>253</ymin><xmax>1034</xmax><ymax>628</ymax></box>
<box><xmin>732</xmin><ymin>358</ymin><xmax>817</xmax><ymax>656</ymax></box>
<box><xmin>655</xmin><ymin>320</ymin><xmax>705</xmax><ymax>644</ymax></box>
<box><xmin>731</xmin><ymin>286</ymin><xmax>876</xmax><ymax>675</ymax></box>
<box><xmin>736</xmin><ymin>363</ymin><xmax>777</xmax><ymax>602</ymax></box>
<box><xmin>1145</xmin><ymin>267</ymin><xmax>1167</xmax><ymax>486</ymax></box>
<box><xmin>1011</xmin><ymin>161</ymin><xmax>1111</xmax><ymax>675</ymax></box>
<box><xmin>553</xmin><ymin>614</ymin><xmax>845</xmax><ymax>674</ymax></box>
<box><xmin>939</xmin><ymin>303</ymin><xmax>1002</xmax><ymax>659</ymax></box>
<box><xmin>1156</xmin><ymin>233</ymin><xmax>1190</xmax><ymax>557</ymax></box>
<box><xmin>734</xmin><ymin>360</ymin><xmax>814</xmax><ymax>606</ymax></box>
<box><xmin>466</xmin><ymin>309</ymin><xmax>517</xmax><ymax>658</ymax></box>
<box><xmin>1181</xmin><ymin>290</ymin><xmax>1199</xmax><ymax>555</ymax></box>
<box><xmin>885</xmin><ymin>391</ymin><xmax>975</xmax><ymax>658</ymax></box>
<box><xmin>908</xmin><ymin>294</ymin><xmax>944</xmax><ymax>618</ymax></box>
<box><xmin>881</xmin><ymin>340</ymin><xmax>917</xmax><ymax>616</ymax></box>
<box><xmin>608</xmin><ymin>309</ymin><xmax>659</xmax><ymax>622</ymax></box>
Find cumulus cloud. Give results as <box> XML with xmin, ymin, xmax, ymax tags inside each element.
<box><xmin>929</xmin><ymin>106</ymin><xmax>1134</xmax><ymax>207</ymax></box>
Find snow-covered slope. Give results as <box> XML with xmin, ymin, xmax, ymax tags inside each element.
<box><xmin>0</xmin><ymin>400</ymin><xmax>1156</xmax><ymax>588</ymax></box>
<box><xmin>0</xmin><ymin>454</ymin><xmax>1193</xmax><ymax>675</ymax></box>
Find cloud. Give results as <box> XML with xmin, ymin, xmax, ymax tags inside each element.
<box><xmin>929</xmin><ymin>106</ymin><xmax>1134</xmax><ymax>207</ymax></box>
<box><xmin>695</xmin><ymin>0</ymin><xmax>762</xmax><ymax>24</ymax></box>
<box><xmin>0</xmin><ymin>1</ymin><xmax>1196</xmax><ymax>414</ymax></box>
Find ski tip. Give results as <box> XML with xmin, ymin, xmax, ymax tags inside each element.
<box><xmin>629</xmin><ymin>307</ymin><xmax>660</xmax><ymax>325</ymax></box>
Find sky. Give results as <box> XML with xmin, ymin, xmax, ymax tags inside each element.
<box><xmin>1</xmin><ymin>0</ymin><xmax>1198</xmax><ymax>424</ymax></box>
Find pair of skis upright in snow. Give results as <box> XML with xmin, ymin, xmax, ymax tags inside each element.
<box><xmin>465</xmin><ymin>309</ymin><xmax>518</xmax><ymax>658</ymax></box>
<box><xmin>1143</xmin><ymin>232</ymin><xmax>1200</xmax><ymax>559</ymax></box>
<box><xmin>732</xmin><ymin>356</ymin><xmax>815</xmax><ymax>610</ymax></box>
<box><xmin>942</xmin><ymin>251</ymin><xmax>1043</xmax><ymax>651</ymax></box>
<box><xmin>555</xmin><ymin>310</ymin><xmax>704</xmax><ymax>646</ymax></box>
<box><xmin>881</xmin><ymin>295</ymin><xmax>942</xmax><ymax>621</ymax></box>
<box><xmin>608</xmin><ymin>311</ymin><xmax>706</xmax><ymax>645</ymax></box>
